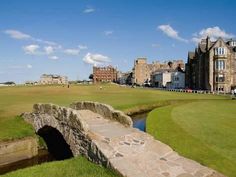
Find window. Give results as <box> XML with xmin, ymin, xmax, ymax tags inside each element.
<box><xmin>216</xmin><ymin>86</ymin><xmax>224</xmax><ymax>91</ymax></box>
<box><xmin>215</xmin><ymin>74</ymin><xmax>225</xmax><ymax>82</ymax></box>
<box><xmin>214</xmin><ymin>47</ymin><xmax>227</xmax><ymax>55</ymax></box>
<box><xmin>230</xmin><ymin>41</ymin><xmax>236</xmax><ymax>47</ymax></box>
<box><xmin>215</xmin><ymin>60</ymin><xmax>226</xmax><ymax>70</ymax></box>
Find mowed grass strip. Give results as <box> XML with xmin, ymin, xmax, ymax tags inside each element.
<box><xmin>1</xmin><ymin>156</ymin><xmax>121</xmax><ymax>177</ymax></box>
<box><xmin>0</xmin><ymin>84</ymin><xmax>226</xmax><ymax>141</ymax></box>
<box><xmin>146</xmin><ymin>100</ymin><xmax>236</xmax><ymax>177</ymax></box>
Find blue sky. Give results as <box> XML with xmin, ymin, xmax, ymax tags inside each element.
<box><xmin>0</xmin><ymin>0</ymin><xmax>235</xmax><ymax>83</ymax></box>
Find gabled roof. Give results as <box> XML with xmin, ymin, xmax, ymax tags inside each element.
<box><xmin>209</xmin><ymin>37</ymin><xmax>231</xmax><ymax>51</ymax></box>
<box><xmin>188</xmin><ymin>52</ymin><xmax>195</xmax><ymax>60</ymax></box>
<box><xmin>199</xmin><ymin>43</ymin><xmax>206</xmax><ymax>53</ymax></box>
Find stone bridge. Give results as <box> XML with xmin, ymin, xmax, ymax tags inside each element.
<box><xmin>22</xmin><ymin>101</ymin><xmax>224</xmax><ymax>177</ymax></box>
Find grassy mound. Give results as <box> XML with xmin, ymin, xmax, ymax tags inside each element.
<box><xmin>146</xmin><ymin>100</ymin><xmax>236</xmax><ymax>177</ymax></box>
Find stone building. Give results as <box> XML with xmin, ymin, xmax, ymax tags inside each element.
<box><xmin>93</xmin><ymin>66</ymin><xmax>117</xmax><ymax>83</ymax></box>
<box><xmin>185</xmin><ymin>37</ymin><xmax>236</xmax><ymax>92</ymax></box>
<box><xmin>132</xmin><ymin>58</ymin><xmax>184</xmax><ymax>85</ymax></box>
<box><xmin>117</xmin><ymin>72</ymin><xmax>132</xmax><ymax>85</ymax></box>
<box><xmin>39</xmin><ymin>74</ymin><xmax>68</xmax><ymax>85</ymax></box>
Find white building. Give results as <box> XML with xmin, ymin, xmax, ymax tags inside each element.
<box><xmin>151</xmin><ymin>70</ymin><xmax>185</xmax><ymax>89</ymax></box>
<box><xmin>39</xmin><ymin>74</ymin><xmax>68</xmax><ymax>85</ymax></box>
<box><xmin>152</xmin><ymin>72</ymin><xmax>171</xmax><ymax>88</ymax></box>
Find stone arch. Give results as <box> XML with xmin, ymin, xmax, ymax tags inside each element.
<box><xmin>22</xmin><ymin>103</ymin><xmax>89</xmax><ymax>158</ymax></box>
<box><xmin>37</xmin><ymin>125</ymin><xmax>73</xmax><ymax>160</ymax></box>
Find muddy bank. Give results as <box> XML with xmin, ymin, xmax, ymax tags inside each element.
<box><xmin>0</xmin><ymin>137</ymin><xmax>38</xmax><ymax>166</ymax></box>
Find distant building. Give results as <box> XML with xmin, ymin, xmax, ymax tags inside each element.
<box><xmin>93</xmin><ymin>66</ymin><xmax>117</xmax><ymax>83</ymax></box>
<box><xmin>117</xmin><ymin>72</ymin><xmax>132</xmax><ymax>85</ymax></box>
<box><xmin>0</xmin><ymin>82</ymin><xmax>16</xmax><ymax>86</ymax></box>
<box><xmin>151</xmin><ymin>69</ymin><xmax>185</xmax><ymax>89</ymax></box>
<box><xmin>185</xmin><ymin>37</ymin><xmax>236</xmax><ymax>92</ymax></box>
<box><xmin>151</xmin><ymin>71</ymin><xmax>172</xmax><ymax>88</ymax></box>
<box><xmin>39</xmin><ymin>74</ymin><xmax>68</xmax><ymax>85</ymax></box>
<box><xmin>171</xmin><ymin>71</ymin><xmax>185</xmax><ymax>89</ymax></box>
<box><xmin>25</xmin><ymin>81</ymin><xmax>38</xmax><ymax>85</ymax></box>
<box><xmin>132</xmin><ymin>58</ymin><xmax>184</xmax><ymax>85</ymax></box>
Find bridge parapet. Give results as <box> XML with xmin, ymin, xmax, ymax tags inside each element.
<box><xmin>23</xmin><ymin>103</ymin><xmax>89</xmax><ymax>132</ymax></box>
<box><xmin>70</xmin><ymin>101</ymin><xmax>133</xmax><ymax>127</ymax></box>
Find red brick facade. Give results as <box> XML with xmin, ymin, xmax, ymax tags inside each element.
<box><xmin>93</xmin><ymin>66</ymin><xmax>117</xmax><ymax>83</ymax></box>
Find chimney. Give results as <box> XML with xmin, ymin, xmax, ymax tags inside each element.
<box><xmin>206</xmin><ymin>36</ymin><xmax>211</xmax><ymax>50</ymax></box>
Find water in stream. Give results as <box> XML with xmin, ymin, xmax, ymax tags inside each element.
<box><xmin>131</xmin><ymin>112</ymin><xmax>148</xmax><ymax>132</ymax></box>
<box><xmin>0</xmin><ymin>149</ymin><xmax>54</xmax><ymax>175</ymax></box>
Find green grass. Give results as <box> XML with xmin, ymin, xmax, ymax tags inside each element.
<box><xmin>0</xmin><ymin>84</ymin><xmax>233</xmax><ymax>177</ymax></box>
<box><xmin>1</xmin><ymin>157</ymin><xmax>121</xmax><ymax>177</ymax></box>
<box><xmin>0</xmin><ymin>84</ymin><xmax>225</xmax><ymax>141</ymax></box>
<box><xmin>146</xmin><ymin>100</ymin><xmax>236</xmax><ymax>177</ymax></box>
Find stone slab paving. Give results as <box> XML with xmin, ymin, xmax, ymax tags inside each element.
<box><xmin>78</xmin><ymin>110</ymin><xmax>225</xmax><ymax>177</ymax></box>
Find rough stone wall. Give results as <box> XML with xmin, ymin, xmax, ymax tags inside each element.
<box><xmin>23</xmin><ymin>104</ymin><xmax>86</xmax><ymax>156</ymax></box>
<box><xmin>22</xmin><ymin>103</ymin><xmax>115</xmax><ymax>167</ymax></box>
<box><xmin>70</xmin><ymin>101</ymin><xmax>133</xmax><ymax>127</ymax></box>
<box><xmin>0</xmin><ymin>137</ymin><xmax>38</xmax><ymax>166</ymax></box>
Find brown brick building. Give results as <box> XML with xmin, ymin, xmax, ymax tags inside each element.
<box><xmin>185</xmin><ymin>37</ymin><xmax>236</xmax><ymax>92</ymax></box>
<box><xmin>93</xmin><ymin>66</ymin><xmax>117</xmax><ymax>83</ymax></box>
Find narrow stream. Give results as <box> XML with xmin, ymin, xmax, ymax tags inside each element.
<box><xmin>0</xmin><ymin>112</ymin><xmax>149</xmax><ymax>175</ymax></box>
<box><xmin>0</xmin><ymin>149</ymin><xmax>54</xmax><ymax>175</ymax></box>
<box><xmin>131</xmin><ymin>112</ymin><xmax>148</xmax><ymax>132</ymax></box>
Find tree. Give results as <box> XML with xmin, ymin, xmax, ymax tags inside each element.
<box><xmin>168</xmin><ymin>61</ymin><xmax>173</xmax><ymax>68</ymax></box>
<box><xmin>89</xmin><ymin>74</ymin><xmax>93</xmax><ymax>80</ymax></box>
<box><xmin>3</xmin><ymin>81</ymin><xmax>16</xmax><ymax>85</ymax></box>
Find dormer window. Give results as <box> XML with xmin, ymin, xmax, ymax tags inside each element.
<box><xmin>214</xmin><ymin>47</ymin><xmax>227</xmax><ymax>55</ymax></box>
<box><xmin>229</xmin><ymin>41</ymin><xmax>236</xmax><ymax>47</ymax></box>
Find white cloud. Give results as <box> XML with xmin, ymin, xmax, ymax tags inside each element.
<box><xmin>44</xmin><ymin>46</ymin><xmax>54</xmax><ymax>55</ymax></box>
<box><xmin>22</xmin><ymin>44</ymin><xmax>40</xmax><ymax>55</ymax></box>
<box><xmin>78</xmin><ymin>45</ymin><xmax>88</xmax><ymax>50</ymax></box>
<box><xmin>4</xmin><ymin>30</ymin><xmax>31</xmax><ymax>40</ymax></box>
<box><xmin>83</xmin><ymin>53</ymin><xmax>110</xmax><ymax>66</ymax></box>
<box><xmin>8</xmin><ymin>65</ymin><xmax>23</xmax><ymax>69</ymax></box>
<box><xmin>49</xmin><ymin>56</ymin><xmax>59</xmax><ymax>60</ymax></box>
<box><xmin>151</xmin><ymin>43</ymin><xmax>160</xmax><ymax>48</ymax></box>
<box><xmin>104</xmin><ymin>30</ymin><xmax>113</xmax><ymax>36</ymax></box>
<box><xmin>83</xmin><ymin>8</ymin><xmax>95</xmax><ymax>13</ymax></box>
<box><xmin>158</xmin><ymin>24</ymin><xmax>188</xmax><ymax>42</ymax></box>
<box><xmin>8</xmin><ymin>64</ymin><xmax>32</xmax><ymax>69</ymax></box>
<box><xmin>64</xmin><ymin>48</ymin><xmax>80</xmax><ymax>56</ymax></box>
<box><xmin>4</xmin><ymin>29</ymin><xmax>60</xmax><ymax>48</ymax></box>
<box><xmin>192</xmin><ymin>26</ymin><xmax>235</xmax><ymax>43</ymax></box>
<box><xmin>34</xmin><ymin>38</ymin><xmax>59</xmax><ymax>46</ymax></box>
<box><xmin>27</xmin><ymin>64</ymin><xmax>32</xmax><ymax>69</ymax></box>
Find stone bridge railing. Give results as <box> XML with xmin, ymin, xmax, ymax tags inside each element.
<box><xmin>70</xmin><ymin>101</ymin><xmax>133</xmax><ymax>127</ymax></box>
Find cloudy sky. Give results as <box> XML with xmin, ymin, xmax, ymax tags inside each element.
<box><xmin>0</xmin><ymin>0</ymin><xmax>235</xmax><ymax>83</ymax></box>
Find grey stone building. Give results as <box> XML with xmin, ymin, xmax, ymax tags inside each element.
<box><xmin>132</xmin><ymin>58</ymin><xmax>184</xmax><ymax>85</ymax></box>
<box><xmin>186</xmin><ymin>37</ymin><xmax>236</xmax><ymax>93</ymax></box>
<box><xmin>39</xmin><ymin>74</ymin><xmax>68</xmax><ymax>85</ymax></box>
